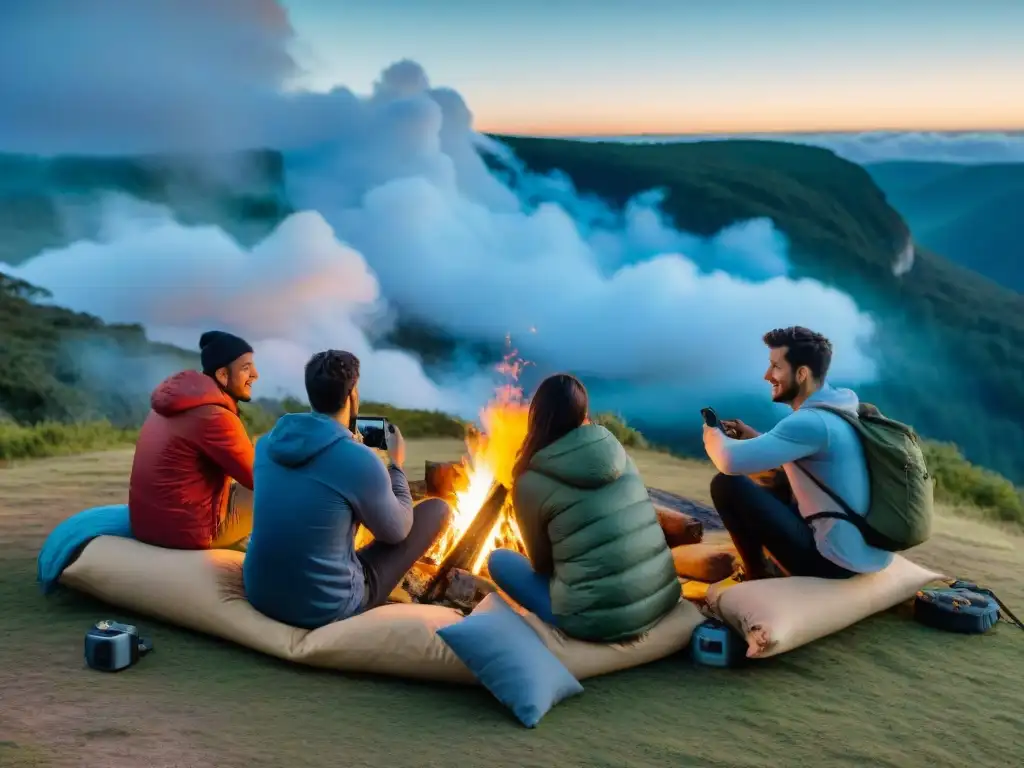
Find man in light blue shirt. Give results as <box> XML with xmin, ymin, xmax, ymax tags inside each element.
<box><xmin>703</xmin><ymin>326</ymin><xmax>894</xmax><ymax>581</ymax></box>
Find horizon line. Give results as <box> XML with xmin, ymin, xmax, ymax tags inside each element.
<box><xmin>486</xmin><ymin>125</ymin><xmax>1024</xmax><ymax>138</ymax></box>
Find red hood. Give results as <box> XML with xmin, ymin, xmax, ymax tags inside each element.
<box><xmin>151</xmin><ymin>370</ymin><xmax>238</xmax><ymax>417</ymax></box>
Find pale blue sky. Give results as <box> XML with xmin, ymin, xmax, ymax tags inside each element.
<box><xmin>284</xmin><ymin>0</ymin><xmax>1024</xmax><ymax>134</ymax></box>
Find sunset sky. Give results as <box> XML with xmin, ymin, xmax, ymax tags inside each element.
<box><xmin>286</xmin><ymin>0</ymin><xmax>1024</xmax><ymax>135</ymax></box>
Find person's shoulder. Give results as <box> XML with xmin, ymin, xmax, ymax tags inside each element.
<box><xmin>774</xmin><ymin>406</ymin><xmax>831</xmax><ymax>439</ymax></box>
<box><xmin>327</xmin><ymin>437</ymin><xmax>386</xmax><ymax>470</ymax></box>
<box><xmin>191</xmin><ymin>402</ymin><xmax>243</xmax><ymax>429</ymax></box>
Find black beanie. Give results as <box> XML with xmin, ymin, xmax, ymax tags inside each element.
<box><xmin>199</xmin><ymin>331</ymin><xmax>254</xmax><ymax>374</ymax></box>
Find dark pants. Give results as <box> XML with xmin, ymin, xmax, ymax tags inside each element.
<box><xmin>210</xmin><ymin>484</ymin><xmax>253</xmax><ymax>551</ymax></box>
<box><xmin>357</xmin><ymin>498</ymin><xmax>452</xmax><ymax>611</ymax></box>
<box><xmin>487</xmin><ymin>549</ymin><xmax>558</xmax><ymax>625</ymax></box>
<box><xmin>710</xmin><ymin>473</ymin><xmax>856</xmax><ymax>580</ymax></box>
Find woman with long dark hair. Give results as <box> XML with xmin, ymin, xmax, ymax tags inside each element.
<box><xmin>486</xmin><ymin>373</ymin><xmax>681</xmax><ymax>643</ymax></box>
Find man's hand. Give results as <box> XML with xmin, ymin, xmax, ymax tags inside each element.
<box><xmin>720</xmin><ymin>418</ymin><xmax>760</xmax><ymax>440</ymax></box>
<box><xmin>385</xmin><ymin>423</ymin><xmax>406</xmax><ymax>470</ymax></box>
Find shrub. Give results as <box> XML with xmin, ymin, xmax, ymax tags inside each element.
<box><xmin>237</xmin><ymin>402</ymin><xmax>279</xmax><ymax>437</ymax></box>
<box><xmin>923</xmin><ymin>440</ymin><xmax>1024</xmax><ymax>524</ymax></box>
<box><xmin>243</xmin><ymin>398</ymin><xmax>467</xmax><ymax>439</ymax></box>
<box><xmin>592</xmin><ymin>412</ymin><xmax>649</xmax><ymax>449</ymax></box>
<box><xmin>0</xmin><ymin>420</ymin><xmax>138</xmax><ymax>461</ymax></box>
<box><xmin>361</xmin><ymin>402</ymin><xmax>467</xmax><ymax>439</ymax></box>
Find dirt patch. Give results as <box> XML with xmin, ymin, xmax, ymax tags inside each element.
<box><xmin>1</xmin><ymin>687</ymin><xmax>221</xmax><ymax>768</ymax></box>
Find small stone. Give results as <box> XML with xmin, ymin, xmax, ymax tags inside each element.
<box><xmin>444</xmin><ymin>568</ymin><xmax>497</xmax><ymax>613</ymax></box>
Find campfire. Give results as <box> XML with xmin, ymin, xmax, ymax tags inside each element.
<box><xmin>356</xmin><ymin>348</ymin><xmax>534</xmax><ymax>612</ymax></box>
<box><xmin>358</xmin><ymin>345</ymin><xmax>706</xmax><ymax>613</ymax></box>
<box><xmin>421</xmin><ymin>359</ymin><xmax>531</xmax><ymax>573</ymax></box>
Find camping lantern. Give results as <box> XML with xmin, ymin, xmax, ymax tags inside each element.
<box><xmin>691</xmin><ymin>619</ymin><xmax>746</xmax><ymax>668</ymax></box>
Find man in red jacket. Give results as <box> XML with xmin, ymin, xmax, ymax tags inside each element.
<box><xmin>129</xmin><ymin>331</ymin><xmax>259</xmax><ymax>550</ymax></box>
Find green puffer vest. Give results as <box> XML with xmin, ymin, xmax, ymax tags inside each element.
<box><xmin>512</xmin><ymin>424</ymin><xmax>681</xmax><ymax>642</ymax></box>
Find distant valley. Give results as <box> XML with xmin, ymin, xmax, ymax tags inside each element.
<box><xmin>868</xmin><ymin>161</ymin><xmax>1024</xmax><ymax>293</ymax></box>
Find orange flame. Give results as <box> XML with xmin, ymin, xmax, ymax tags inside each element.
<box><xmin>425</xmin><ymin>340</ymin><xmax>532</xmax><ymax>573</ymax></box>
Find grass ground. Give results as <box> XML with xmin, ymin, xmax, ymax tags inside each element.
<box><xmin>1</xmin><ymin>441</ymin><xmax>1022</xmax><ymax>768</ymax></box>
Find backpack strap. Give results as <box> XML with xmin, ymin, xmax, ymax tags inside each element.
<box><xmin>792</xmin><ymin>402</ymin><xmax>873</xmax><ymax>535</ymax></box>
<box><xmin>794</xmin><ymin>461</ymin><xmax>873</xmax><ymax>538</ymax></box>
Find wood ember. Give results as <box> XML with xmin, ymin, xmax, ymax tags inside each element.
<box><xmin>654</xmin><ymin>504</ymin><xmax>704</xmax><ymax>547</ymax></box>
<box><xmin>424</xmin><ymin>460</ymin><xmax>467</xmax><ymax>498</ymax></box>
<box><xmin>423</xmin><ymin>484</ymin><xmax>508</xmax><ymax>603</ymax></box>
<box><xmin>490</xmin><ymin>515</ymin><xmax>528</xmax><ymax>559</ymax></box>
<box><xmin>402</xmin><ymin>560</ymin><xmax>439</xmax><ymax>600</ymax></box>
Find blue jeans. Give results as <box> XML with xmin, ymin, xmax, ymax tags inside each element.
<box><xmin>486</xmin><ymin>549</ymin><xmax>557</xmax><ymax>626</ymax></box>
<box><xmin>710</xmin><ymin>473</ymin><xmax>856</xmax><ymax>580</ymax></box>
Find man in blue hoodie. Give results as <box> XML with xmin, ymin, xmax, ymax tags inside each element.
<box><xmin>243</xmin><ymin>350</ymin><xmax>453</xmax><ymax>628</ymax></box>
<box><xmin>703</xmin><ymin>326</ymin><xmax>893</xmax><ymax>581</ymax></box>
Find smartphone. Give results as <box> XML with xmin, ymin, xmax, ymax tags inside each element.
<box><xmin>700</xmin><ymin>407</ymin><xmax>722</xmax><ymax>430</ymax></box>
<box><xmin>355</xmin><ymin>416</ymin><xmax>388</xmax><ymax>449</ymax></box>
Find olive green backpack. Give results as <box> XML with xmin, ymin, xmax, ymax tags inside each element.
<box><xmin>799</xmin><ymin>403</ymin><xmax>934</xmax><ymax>551</ymax></box>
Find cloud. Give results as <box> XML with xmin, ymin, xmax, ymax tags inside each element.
<box><xmin>330</xmin><ymin>168</ymin><xmax>871</xmax><ymax>389</ymax></box>
<box><xmin>4</xmin><ymin>2</ymin><xmax>878</xmax><ymax>423</ymax></box>
<box><xmin>574</xmin><ymin>131</ymin><xmax>1024</xmax><ymax>166</ymax></box>
<box><xmin>781</xmin><ymin>131</ymin><xmax>1024</xmax><ymax>165</ymax></box>
<box><xmin>0</xmin><ymin>0</ymin><xmax>297</xmax><ymax>155</ymax></box>
<box><xmin>12</xmin><ymin>194</ymin><xmax>486</xmax><ymax>412</ymax></box>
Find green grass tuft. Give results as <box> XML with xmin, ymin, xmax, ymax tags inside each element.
<box><xmin>0</xmin><ymin>420</ymin><xmax>138</xmax><ymax>462</ymax></box>
<box><xmin>922</xmin><ymin>441</ymin><xmax>1024</xmax><ymax>524</ymax></box>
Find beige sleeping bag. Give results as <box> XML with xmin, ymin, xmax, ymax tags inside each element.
<box><xmin>60</xmin><ymin>536</ymin><xmax>704</xmax><ymax>683</ymax></box>
<box><xmin>706</xmin><ymin>555</ymin><xmax>944</xmax><ymax>659</ymax></box>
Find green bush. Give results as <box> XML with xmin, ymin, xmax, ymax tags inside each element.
<box><xmin>237</xmin><ymin>402</ymin><xmax>280</xmax><ymax>436</ymax></box>
<box><xmin>592</xmin><ymin>412</ymin><xmax>649</xmax><ymax>449</ymax></box>
<box><xmin>243</xmin><ymin>397</ymin><xmax>467</xmax><ymax>439</ymax></box>
<box><xmin>0</xmin><ymin>420</ymin><xmax>138</xmax><ymax>461</ymax></box>
<box><xmin>923</xmin><ymin>440</ymin><xmax>1024</xmax><ymax>523</ymax></box>
<box><xmin>361</xmin><ymin>402</ymin><xmax>467</xmax><ymax>439</ymax></box>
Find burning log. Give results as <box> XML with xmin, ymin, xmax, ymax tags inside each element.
<box><xmin>654</xmin><ymin>505</ymin><xmax>704</xmax><ymax>547</ymax></box>
<box><xmin>423</xmin><ymin>483</ymin><xmax>509</xmax><ymax>603</ymax></box>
